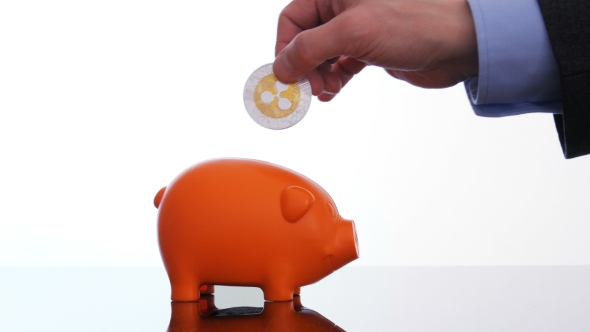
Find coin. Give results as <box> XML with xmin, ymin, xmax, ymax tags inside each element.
<box><xmin>243</xmin><ymin>63</ymin><xmax>311</xmax><ymax>130</ymax></box>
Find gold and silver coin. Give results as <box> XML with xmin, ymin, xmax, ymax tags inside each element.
<box><xmin>243</xmin><ymin>63</ymin><xmax>311</xmax><ymax>130</ymax></box>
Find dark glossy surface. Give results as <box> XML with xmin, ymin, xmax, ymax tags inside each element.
<box><xmin>168</xmin><ymin>295</ymin><xmax>343</xmax><ymax>331</ymax></box>
<box><xmin>1</xmin><ymin>267</ymin><xmax>590</xmax><ymax>331</ymax></box>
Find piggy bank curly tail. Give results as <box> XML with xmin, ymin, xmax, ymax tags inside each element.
<box><xmin>154</xmin><ymin>187</ymin><xmax>167</xmax><ymax>208</ymax></box>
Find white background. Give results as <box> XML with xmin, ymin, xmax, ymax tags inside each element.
<box><xmin>1</xmin><ymin>0</ymin><xmax>589</xmax><ymax>267</ymax></box>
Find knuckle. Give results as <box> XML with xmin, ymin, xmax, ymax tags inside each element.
<box><xmin>292</xmin><ymin>33</ymin><xmax>316</xmax><ymax>66</ymax></box>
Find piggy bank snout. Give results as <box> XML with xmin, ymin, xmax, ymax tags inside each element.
<box><xmin>329</xmin><ymin>219</ymin><xmax>359</xmax><ymax>271</ymax></box>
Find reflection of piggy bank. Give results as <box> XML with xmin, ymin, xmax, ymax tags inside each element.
<box><xmin>167</xmin><ymin>295</ymin><xmax>346</xmax><ymax>332</ymax></box>
<box><xmin>154</xmin><ymin>158</ymin><xmax>359</xmax><ymax>301</ymax></box>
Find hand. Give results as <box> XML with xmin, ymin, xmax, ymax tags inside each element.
<box><xmin>273</xmin><ymin>0</ymin><xmax>478</xmax><ymax>101</ymax></box>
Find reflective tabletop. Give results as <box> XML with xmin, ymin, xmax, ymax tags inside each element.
<box><xmin>1</xmin><ymin>266</ymin><xmax>589</xmax><ymax>331</ymax></box>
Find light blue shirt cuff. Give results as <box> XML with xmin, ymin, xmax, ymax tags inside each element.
<box><xmin>465</xmin><ymin>0</ymin><xmax>562</xmax><ymax>117</ymax></box>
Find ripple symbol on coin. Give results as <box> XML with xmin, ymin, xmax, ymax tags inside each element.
<box><xmin>243</xmin><ymin>63</ymin><xmax>312</xmax><ymax>130</ymax></box>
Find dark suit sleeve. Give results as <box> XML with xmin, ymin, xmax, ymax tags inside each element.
<box><xmin>537</xmin><ymin>0</ymin><xmax>590</xmax><ymax>159</ymax></box>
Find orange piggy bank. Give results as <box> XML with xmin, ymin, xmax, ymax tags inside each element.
<box><xmin>154</xmin><ymin>158</ymin><xmax>359</xmax><ymax>301</ymax></box>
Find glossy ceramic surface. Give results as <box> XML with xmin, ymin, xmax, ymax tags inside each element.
<box><xmin>155</xmin><ymin>159</ymin><xmax>358</xmax><ymax>301</ymax></box>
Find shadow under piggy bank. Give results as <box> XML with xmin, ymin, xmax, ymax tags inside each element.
<box><xmin>167</xmin><ymin>295</ymin><xmax>345</xmax><ymax>332</ymax></box>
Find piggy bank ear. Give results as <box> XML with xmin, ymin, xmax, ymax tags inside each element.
<box><xmin>281</xmin><ymin>186</ymin><xmax>315</xmax><ymax>223</ymax></box>
<box><xmin>154</xmin><ymin>186</ymin><xmax>166</xmax><ymax>208</ymax></box>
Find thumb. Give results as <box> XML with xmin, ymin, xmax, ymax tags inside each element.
<box><xmin>273</xmin><ymin>18</ymin><xmax>349</xmax><ymax>83</ymax></box>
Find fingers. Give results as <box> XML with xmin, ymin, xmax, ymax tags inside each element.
<box><xmin>303</xmin><ymin>68</ymin><xmax>325</xmax><ymax>96</ymax></box>
<box><xmin>317</xmin><ymin>65</ymin><xmax>343</xmax><ymax>96</ymax></box>
<box><xmin>301</xmin><ymin>65</ymin><xmax>342</xmax><ymax>97</ymax></box>
<box><xmin>274</xmin><ymin>0</ymin><xmax>363</xmax><ymax>101</ymax></box>
<box><xmin>273</xmin><ymin>14</ymin><xmax>352</xmax><ymax>84</ymax></box>
<box><xmin>308</xmin><ymin>56</ymin><xmax>365</xmax><ymax>101</ymax></box>
<box><xmin>318</xmin><ymin>57</ymin><xmax>366</xmax><ymax>101</ymax></box>
<box><xmin>275</xmin><ymin>0</ymin><xmax>341</xmax><ymax>57</ymax></box>
<box><xmin>276</xmin><ymin>0</ymin><xmax>320</xmax><ymax>57</ymax></box>
<box><xmin>332</xmin><ymin>57</ymin><xmax>366</xmax><ymax>89</ymax></box>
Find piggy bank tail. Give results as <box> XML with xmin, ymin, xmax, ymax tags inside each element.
<box><xmin>154</xmin><ymin>186</ymin><xmax>167</xmax><ymax>208</ymax></box>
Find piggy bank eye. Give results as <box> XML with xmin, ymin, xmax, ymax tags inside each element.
<box><xmin>326</xmin><ymin>202</ymin><xmax>337</xmax><ymax>220</ymax></box>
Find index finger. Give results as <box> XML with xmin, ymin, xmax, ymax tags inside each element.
<box><xmin>275</xmin><ymin>0</ymin><xmax>338</xmax><ymax>56</ymax></box>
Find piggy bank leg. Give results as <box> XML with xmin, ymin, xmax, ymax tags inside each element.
<box><xmin>263</xmin><ymin>284</ymin><xmax>295</xmax><ymax>301</ymax></box>
<box><xmin>169</xmin><ymin>273</ymin><xmax>201</xmax><ymax>302</ymax></box>
<box><xmin>200</xmin><ymin>285</ymin><xmax>214</xmax><ymax>295</ymax></box>
<box><xmin>198</xmin><ymin>294</ymin><xmax>218</xmax><ymax>315</ymax></box>
<box><xmin>293</xmin><ymin>295</ymin><xmax>303</xmax><ymax>311</ymax></box>
<box><xmin>293</xmin><ymin>287</ymin><xmax>301</xmax><ymax>295</ymax></box>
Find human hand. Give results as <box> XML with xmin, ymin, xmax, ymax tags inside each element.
<box><xmin>273</xmin><ymin>0</ymin><xmax>478</xmax><ymax>101</ymax></box>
